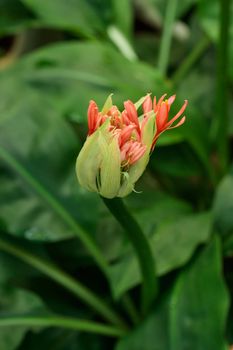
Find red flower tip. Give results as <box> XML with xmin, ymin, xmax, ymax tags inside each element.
<box><xmin>167</xmin><ymin>94</ymin><xmax>176</xmax><ymax>106</ymax></box>
<box><xmin>123</xmin><ymin>100</ymin><xmax>140</xmax><ymax>129</ymax></box>
<box><xmin>88</xmin><ymin>100</ymin><xmax>99</xmax><ymax>135</ymax></box>
<box><xmin>165</xmin><ymin>99</ymin><xmax>188</xmax><ymax>129</ymax></box>
<box><xmin>156</xmin><ymin>101</ymin><xmax>169</xmax><ymax>132</ymax></box>
<box><xmin>85</xmin><ymin>94</ymin><xmax>187</xmax><ymax>166</ymax></box>
<box><xmin>154</xmin><ymin>93</ymin><xmax>167</xmax><ymax>111</ymax></box>
<box><xmin>151</xmin><ymin>97</ymin><xmax>188</xmax><ymax>150</ymax></box>
<box><xmin>142</xmin><ymin>95</ymin><xmax>152</xmax><ymax>114</ymax></box>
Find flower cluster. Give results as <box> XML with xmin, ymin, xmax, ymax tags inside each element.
<box><xmin>76</xmin><ymin>94</ymin><xmax>187</xmax><ymax>198</ymax></box>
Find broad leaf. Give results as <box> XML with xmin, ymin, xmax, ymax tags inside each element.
<box><xmin>169</xmin><ymin>236</ymin><xmax>229</xmax><ymax>350</ymax></box>
<box><xmin>20</xmin><ymin>0</ymin><xmax>103</xmax><ymax>36</ymax></box>
<box><xmin>112</xmin><ymin>0</ymin><xmax>133</xmax><ymax>39</ymax></box>
<box><xmin>0</xmin><ymin>0</ymin><xmax>35</xmax><ymax>35</ymax></box>
<box><xmin>213</xmin><ymin>175</ymin><xmax>233</xmax><ymax>236</ymax></box>
<box><xmin>116</xmin><ymin>292</ymin><xmax>170</xmax><ymax>350</ymax></box>
<box><xmin>0</xmin><ymin>286</ymin><xmax>45</xmax><ymax>350</ymax></box>
<box><xmin>0</xmin><ymin>86</ymin><xmax>99</xmax><ymax>241</ymax></box>
<box><xmin>198</xmin><ymin>0</ymin><xmax>233</xmax><ymax>80</ymax></box>
<box><xmin>97</xmin><ymin>190</ymin><xmax>192</xmax><ymax>262</ymax></box>
<box><xmin>19</xmin><ymin>41</ymin><xmax>165</xmax><ymax>118</ymax></box>
<box><xmin>116</xmin><ymin>237</ymin><xmax>229</xmax><ymax>350</ymax></box>
<box><xmin>109</xmin><ymin>212</ymin><xmax>212</xmax><ymax>299</ymax></box>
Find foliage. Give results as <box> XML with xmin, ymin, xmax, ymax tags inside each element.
<box><xmin>0</xmin><ymin>0</ymin><xmax>232</xmax><ymax>349</ymax></box>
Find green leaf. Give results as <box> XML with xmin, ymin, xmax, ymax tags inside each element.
<box><xmin>177</xmin><ymin>108</ymin><xmax>213</xmax><ymax>181</ymax></box>
<box><xmin>18</xmin><ymin>328</ymin><xmax>77</xmax><ymax>350</ymax></box>
<box><xmin>17</xmin><ymin>41</ymin><xmax>165</xmax><ymax>120</ymax></box>
<box><xmin>151</xmin><ymin>142</ymin><xmax>203</xmax><ymax>177</ymax></box>
<box><xmin>0</xmin><ymin>234</ymin><xmax>99</xmax><ymax>315</ymax></box>
<box><xmin>0</xmin><ymin>87</ymin><xmax>99</xmax><ymax>242</ymax></box>
<box><xmin>0</xmin><ymin>286</ymin><xmax>45</xmax><ymax>350</ymax></box>
<box><xmin>0</xmin><ymin>41</ymin><xmax>165</xmax><ymax>129</ymax></box>
<box><xmin>18</xmin><ymin>327</ymin><xmax>109</xmax><ymax>350</ymax></box>
<box><xmin>152</xmin><ymin>212</ymin><xmax>213</xmax><ymax>274</ymax></box>
<box><xmin>0</xmin><ymin>0</ymin><xmax>35</xmax><ymax>35</ymax></box>
<box><xmin>20</xmin><ymin>0</ymin><xmax>103</xmax><ymax>36</ymax></box>
<box><xmin>112</xmin><ymin>0</ymin><xmax>133</xmax><ymax>39</ymax></box>
<box><xmin>169</xmin><ymin>236</ymin><xmax>229</xmax><ymax>350</ymax></box>
<box><xmin>116</xmin><ymin>292</ymin><xmax>170</xmax><ymax>350</ymax></box>
<box><xmin>116</xmin><ymin>236</ymin><xmax>229</xmax><ymax>350</ymax></box>
<box><xmin>96</xmin><ymin>190</ymin><xmax>192</xmax><ymax>262</ymax></box>
<box><xmin>213</xmin><ymin>175</ymin><xmax>233</xmax><ymax>236</ymax></box>
<box><xmin>151</xmin><ymin>94</ymin><xmax>213</xmax><ymax>182</ymax></box>
<box><xmin>198</xmin><ymin>0</ymin><xmax>233</xmax><ymax>80</ymax></box>
<box><xmin>109</xmin><ymin>211</ymin><xmax>212</xmax><ymax>299</ymax></box>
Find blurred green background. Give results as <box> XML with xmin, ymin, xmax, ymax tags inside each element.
<box><xmin>0</xmin><ymin>0</ymin><xmax>233</xmax><ymax>349</ymax></box>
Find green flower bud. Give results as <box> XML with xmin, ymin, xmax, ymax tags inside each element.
<box><xmin>76</xmin><ymin>93</ymin><xmax>187</xmax><ymax>198</ymax></box>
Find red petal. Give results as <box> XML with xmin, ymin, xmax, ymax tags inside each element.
<box><xmin>142</xmin><ymin>95</ymin><xmax>152</xmax><ymax>114</ymax></box>
<box><xmin>129</xmin><ymin>143</ymin><xmax>146</xmax><ymax>164</ymax></box>
<box><xmin>88</xmin><ymin>100</ymin><xmax>99</xmax><ymax>135</ymax></box>
<box><xmin>168</xmin><ymin>116</ymin><xmax>186</xmax><ymax>129</ymax></box>
<box><xmin>157</xmin><ymin>94</ymin><xmax>167</xmax><ymax>108</ymax></box>
<box><xmin>124</xmin><ymin>100</ymin><xmax>140</xmax><ymax>128</ymax></box>
<box><xmin>167</xmin><ymin>94</ymin><xmax>176</xmax><ymax>111</ymax></box>
<box><xmin>122</xmin><ymin>110</ymin><xmax>131</xmax><ymax>125</ymax></box>
<box><xmin>168</xmin><ymin>94</ymin><xmax>176</xmax><ymax>106</ymax></box>
<box><xmin>153</xmin><ymin>96</ymin><xmax>157</xmax><ymax>110</ymax></box>
<box><xmin>156</xmin><ymin>102</ymin><xmax>169</xmax><ymax>132</ymax></box>
<box><xmin>119</xmin><ymin>125</ymin><xmax>135</xmax><ymax>146</ymax></box>
<box><xmin>141</xmin><ymin>115</ymin><xmax>150</xmax><ymax>136</ymax></box>
<box><xmin>165</xmin><ymin>100</ymin><xmax>188</xmax><ymax>128</ymax></box>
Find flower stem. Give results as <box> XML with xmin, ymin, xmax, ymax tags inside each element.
<box><xmin>0</xmin><ymin>235</ymin><xmax>127</xmax><ymax>330</ymax></box>
<box><xmin>211</xmin><ymin>0</ymin><xmax>230</xmax><ymax>174</ymax></box>
<box><xmin>102</xmin><ymin>197</ymin><xmax>157</xmax><ymax>314</ymax></box>
<box><xmin>157</xmin><ymin>0</ymin><xmax>178</xmax><ymax>76</ymax></box>
<box><xmin>0</xmin><ymin>146</ymin><xmax>109</xmax><ymax>276</ymax></box>
<box><xmin>172</xmin><ymin>36</ymin><xmax>210</xmax><ymax>85</ymax></box>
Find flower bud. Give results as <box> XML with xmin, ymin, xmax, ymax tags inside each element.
<box><xmin>76</xmin><ymin>94</ymin><xmax>187</xmax><ymax>198</ymax></box>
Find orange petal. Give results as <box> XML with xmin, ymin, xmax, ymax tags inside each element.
<box><xmin>156</xmin><ymin>94</ymin><xmax>167</xmax><ymax>109</ymax></box>
<box><xmin>165</xmin><ymin>100</ymin><xmax>188</xmax><ymax>128</ymax></box>
<box><xmin>124</xmin><ymin>100</ymin><xmax>140</xmax><ymax>128</ymax></box>
<box><xmin>156</xmin><ymin>102</ymin><xmax>169</xmax><ymax>132</ymax></box>
<box><xmin>129</xmin><ymin>143</ymin><xmax>146</xmax><ymax>165</ymax></box>
<box><xmin>119</xmin><ymin>125</ymin><xmax>136</xmax><ymax>146</ymax></box>
<box><xmin>88</xmin><ymin>100</ymin><xmax>99</xmax><ymax>135</ymax></box>
<box><xmin>142</xmin><ymin>95</ymin><xmax>152</xmax><ymax>114</ymax></box>
<box><xmin>168</xmin><ymin>116</ymin><xmax>186</xmax><ymax>129</ymax></box>
<box><xmin>167</xmin><ymin>94</ymin><xmax>176</xmax><ymax>106</ymax></box>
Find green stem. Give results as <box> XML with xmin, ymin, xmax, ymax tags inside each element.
<box><xmin>0</xmin><ymin>315</ymin><xmax>125</xmax><ymax>337</ymax></box>
<box><xmin>157</xmin><ymin>0</ymin><xmax>178</xmax><ymax>75</ymax></box>
<box><xmin>102</xmin><ymin>197</ymin><xmax>157</xmax><ymax>314</ymax></box>
<box><xmin>0</xmin><ymin>236</ymin><xmax>127</xmax><ymax>330</ymax></box>
<box><xmin>0</xmin><ymin>146</ymin><xmax>109</xmax><ymax>276</ymax></box>
<box><xmin>172</xmin><ymin>36</ymin><xmax>210</xmax><ymax>85</ymax></box>
<box><xmin>212</xmin><ymin>0</ymin><xmax>230</xmax><ymax>174</ymax></box>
